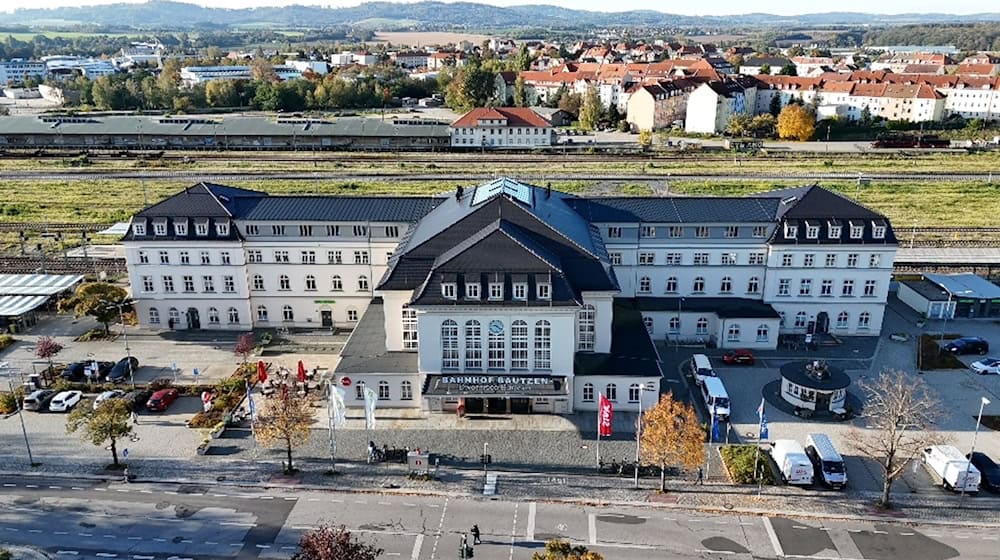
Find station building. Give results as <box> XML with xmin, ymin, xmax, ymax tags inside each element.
<box><xmin>122</xmin><ymin>178</ymin><xmax>897</xmax><ymax>413</ymax></box>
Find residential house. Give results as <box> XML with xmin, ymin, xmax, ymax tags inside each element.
<box><xmin>740</xmin><ymin>56</ymin><xmax>791</xmax><ymax>76</ymax></box>
<box><xmin>625</xmin><ymin>79</ymin><xmax>699</xmax><ymax>132</ymax></box>
<box><xmin>684</xmin><ymin>78</ymin><xmax>758</xmax><ymax>134</ymax></box>
<box><xmin>449</xmin><ymin>107</ymin><xmax>553</xmax><ymax>148</ymax></box>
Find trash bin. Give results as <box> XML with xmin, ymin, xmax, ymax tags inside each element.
<box><xmin>407</xmin><ymin>450</ymin><xmax>431</xmax><ymax>474</ymax></box>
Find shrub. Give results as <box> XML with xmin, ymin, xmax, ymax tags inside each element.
<box><xmin>720</xmin><ymin>445</ymin><xmax>776</xmax><ymax>485</ymax></box>
<box><xmin>188</xmin><ymin>410</ymin><xmax>224</xmax><ymax>428</ymax></box>
<box><xmin>0</xmin><ymin>547</ymin><xmax>12</xmax><ymax>560</ymax></box>
<box><xmin>917</xmin><ymin>334</ymin><xmax>967</xmax><ymax>370</ymax></box>
<box><xmin>0</xmin><ymin>334</ymin><xmax>14</xmax><ymax>351</ymax></box>
<box><xmin>0</xmin><ymin>392</ymin><xmax>18</xmax><ymax>414</ymax></box>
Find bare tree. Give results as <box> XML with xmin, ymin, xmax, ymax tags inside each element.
<box><xmin>233</xmin><ymin>333</ymin><xmax>255</xmax><ymax>364</ymax></box>
<box><xmin>292</xmin><ymin>524</ymin><xmax>382</xmax><ymax>560</ymax></box>
<box><xmin>849</xmin><ymin>369</ymin><xmax>945</xmax><ymax>508</ymax></box>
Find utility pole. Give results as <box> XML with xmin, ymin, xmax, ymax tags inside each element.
<box><xmin>8</xmin><ymin>378</ymin><xmax>36</xmax><ymax>466</ymax></box>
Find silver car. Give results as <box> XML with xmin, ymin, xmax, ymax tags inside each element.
<box><xmin>93</xmin><ymin>390</ymin><xmax>126</xmax><ymax>410</ymax></box>
<box><xmin>971</xmin><ymin>357</ymin><xmax>1000</xmax><ymax>375</ymax></box>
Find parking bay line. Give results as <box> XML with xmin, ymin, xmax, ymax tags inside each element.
<box><xmin>527</xmin><ymin>502</ymin><xmax>536</xmax><ymax>541</ymax></box>
<box><xmin>762</xmin><ymin>517</ymin><xmax>784</xmax><ymax>559</ymax></box>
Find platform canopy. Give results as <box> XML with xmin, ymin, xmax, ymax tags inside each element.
<box><xmin>0</xmin><ymin>273</ymin><xmax>84</xmax><ymax>317</ymax></box>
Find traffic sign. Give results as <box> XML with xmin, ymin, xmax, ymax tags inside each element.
<box><xmin>123</xmin><ymin>448</ymin><xmax>129</xmax><ymax>459</ymax></box>
<box><xmin>340</xmin><ymin>376</ymin><xmax>352</xmax><ymax>387</ymax></box>
<box><xmin>193</xmin><ymin>368</ymin><xmax>200</xmax><ymax>377</ymax></box>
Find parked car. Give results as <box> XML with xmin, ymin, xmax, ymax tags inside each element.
<box><xmin>722</xmin><ymin>349</ymin><xmax>756</xmax><ymax>365</ymax></box>
<box><xmin>23</xmin><ymin>390</ymin><xmax>55</xmax><ymax>411</ymax></box>
<box><xmin>146</xmin><ymin>388</ymin><xmax>179</xmax><ymax>412</ymax></box>
<box><xmin>944</xmin><ymin>337</ymin><xmax>989</xmax><ymax>355</ymax></box>
<box><xmin>48</xmin><ymin>390</ymin><xmax>83</xmax><ymax>412</ymax></box>
<box><xmin>122</xmin><ymin>389</ymin><xmax>153</xmax><ymax>412</ymax></box>
<box><xmin>970</xmin><ymin>357</ymin><xmax>1000</xmax><ymax>375</ymax></box>
<box><xmin>60</xmin><ymin>362</ymin><xmax>87</xmax><ymax>381</ymax></box>
<box><xmin>108</xmin><ymin>357</ymin><xmax>139</xmax><ymax>383</ymax></box>
<box><xmin>968</xmin><ymin>452</ymin><xmax>1000</xmax><ymax>493</ymax></box>
<box><xmin>93</xmin><ymin>390</ymin><xmax>126</xmax><ymax>410</ymax></box>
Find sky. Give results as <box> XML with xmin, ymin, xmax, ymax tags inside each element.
<box><xmin>2</xmin><ymin>0</ymin><xmax>997</xmax><ymax>15</ymax></box>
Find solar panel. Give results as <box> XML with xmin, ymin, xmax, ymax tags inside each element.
<box><xmin>470</xmin><ymin>177</ymin><xmax>533</xmax><ymax>207</ymax></box>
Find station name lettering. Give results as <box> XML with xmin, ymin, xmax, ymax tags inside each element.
<box><xmin>441</xmin><ymin>375</ymin><xmax>549</xmax><ymax>385</ymax></box>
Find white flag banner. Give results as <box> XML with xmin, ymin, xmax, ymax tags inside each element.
<box><xmin>329</xmin><ymin>385</ymin><xmax>348</xmax><ymax>428</ymax></box>
<box><xmin>363</xmin><ymin>385</ymin><xmax>378</xmax><ymax>430</ymax></box>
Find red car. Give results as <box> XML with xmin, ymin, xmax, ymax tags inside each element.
<box><xmin>146</xmin><ymin>388</ymin><xmax>179</xmax><ymax>411</ymax></box>
<box><xmin>722</xmin><ymin>349</ymin><xmax>756</xmax><ymax>365</ymax></box>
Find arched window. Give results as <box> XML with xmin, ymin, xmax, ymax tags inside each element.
<box><xmin>534</xmin><ymin>320</ymin><xmax>551</xmax><ymax>370</ymax></box>
<box><xmin>331</xmin><ymin>275</ymin><xmax>343</xmax><ymax>291</ymax></box>
<box><xmin>378</xmin><ymin>380</ymin><xmax>390</xmax><ymax>400</ymax></box>
<box><xmin>669</xmin><ymin>316</ymin><xmax>681</xmax><ymax>334</ymax></box>
<box><xmin>756</xmin><ymin>324</ymin><xmax>769</xmax><ymax>342</ymax></box>
<box><xmin>464</xmin><ymin>320</ymin><xmax>482</xmax><ymax>369</ymax></box>
<box><xmin>794</xmin><ymin>311</ymin><xmax>807</xmax><ymax>328</ymax></box>
<box><xmin>208</xmin><ymin>307</ymin><xmax>219</xmax><ymax>324</ymax></box>
<box><xmin>400</xmin><ymin>380</ymin><xmax>413</xmax><ymax>401</ymax></box>
<box><xmin>257</xmin><ymin>305</ymin><xmax>268</xmax><ymax>321</ymax></box>
<box><xmin>605</xmin><ymin>383</ymin><xmax>618</xmax><ymax>402</ymax></box>
<box><xmin>720</xmin><ymin>276</ymin><xmax>733</xmax><ymax>293</ymax></box>
<box><xmin>582</xmin><ymin>383</ymin><xmax>595</xmax><ymax>402</ymax></box>
<box><xmin>358</xmin><ymin>275</ymin><xmax>369</xmax><ymax>291</ymax></box>
<box><xmin>628</xmin><ymin>383</ymin><xmax>640</xmax><ymax>403</ymax></box>
<box><xmin>747</xmin><ymin>277</ymin><xmax>760</xmax><ymax>294</ymax></box>
<box><xmin>638</xmin><ymin>276</ymin><xmax>651</xmax><ymax>293</ymax></box>
<box><xmin>577</xmin><ymin>304</ymin><xmax>595</xmax><ymax>351</ymax></box>
<box><xmin>488</xmin><ymin>320</ymin><xmax>505</xmax><ymax>369</ymax></box>
<box><xmin>252</xmin><ymin>275</ymin><xmax>264</xmax><ymax>290</ymax></box>
<box><xmin>693</xmin><ymin>277</ymin><xmax>705</xmax><ymax>293</ymax></box>
<box><xmin>305</xmin><ymin>275</ymin><xmax>317</xmax><ymax>291</ymax></box>
<box><xmin>282</xmin><ymin>305</ymin><xmax>294</xmax><ymax>322</ymax></box>
<box><xmin>279</xmin><ymin>275</ymin><xmax>290</xmax><ymax>290</ymax></box>
<box><xmin>148</xmin><ymin>307</ymin><xmax>160</xmax><ymax>325</ymax></box>
<box><xmin>402</xmin><ymin>305</ymin><xmax>418</xmax><ymax>350</ymax></box>
<box><xmin>169</xmin><ymin>307</ymin><xmax>180</xmax><ymax>324</ymax></box>
<box><xmin>696</xmin><ymin>317</ymin><xmax>709</xmax><ymax>335</ymax></box>
<box><xmin>228</xmin><ymin>307</ymin><xmax>240</xmax><ymax>324</ymax></box>
<box><xmin>355</xmin><ymin>381</ymin><xmax>365</xmax><ymax>400</ymax></box>
<box><xmin>727</xmin><ymin>323</ymin><xmax>741</xmax><ymax>342</ymax></box>
<box><xmin>511</xmin><ymin>320</ymin><xmax>529</xmax><ymax>369</ymax></box>
<box><xmin>643</xmin><ymin>316</ymin><xmax>654</xmax><ymax>333</ymax></box>
<box><xmin>858</xmin><ymin>311</ymin><xmax>871</xmax><ymax>329</ymax></box>
<box><xmin>441</xmin><ymin>320</ymin><xmax>459</xmax><ymax>368</ymax></box>
<box><xmin>836</xmin><ymin>311</ymin><xmax>849</xmax><ymax>329</ymax></box>
<box><xmin>665</xmin><ymin>277</ymin><xmax>678</xmax><ymax>293</ymax></box>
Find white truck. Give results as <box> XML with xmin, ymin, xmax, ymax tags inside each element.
<box><xmin>805</xmin><ymin>433</ymin><xmax>847</xmax><ymax>489</ymax></box>
<box><xmin>922</xmin><ymin>445</ymin><xmax>980</xmax><ymax>493</ymax></box>
<box><xmin>770</xmin><ymin>439</ymin><xmax>815</xmax><ymax>486</ymax></box>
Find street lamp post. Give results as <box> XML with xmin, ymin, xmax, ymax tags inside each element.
<box><xmin>103</xmin><ymin>300</ymin><xmax>136</xmax><ymax>389</ymax></box>
<box><xmin>7</xmin><ymin>378</ymin><xmax>36</xmax><ymax>466</ymax></box>
<box><xmin>961</xmin><ymin>396</ymin><xmax>990</xmax><ymax>504</ymax></box>
<box><xmin>634</xmin><ymin>383</ymin><xmax>655</xmax><ymax>489</ymax></box>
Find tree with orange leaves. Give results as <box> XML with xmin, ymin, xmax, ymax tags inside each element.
<box><xmin>640</xmin><ymin>392</ymin><xmax>706</xmax><ymax>492</ymax></box>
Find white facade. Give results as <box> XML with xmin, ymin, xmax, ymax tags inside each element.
<box><xmin>286</xmin><ymin>60</ymin><xmax>329</xmax><ymax>76</ymax></box>
<box><xmin>685</xmin><ymin>82</ymin><xmax>758</xmax><ymax>135</ymax></box>
<box><xmin>0</xmin><ymin>59</ymin><xmax>46</xmax><ymax>85</ymax></box>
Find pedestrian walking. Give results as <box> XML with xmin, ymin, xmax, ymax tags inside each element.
<box><xmin>367</xmin><ymin>440</ymin><xmax>376</xmax><ymax>464</ymax></box>
<box><xmin>123</xmin><ymin>467</ymin><xmax>130</xmax><ymax>483</ymax></box>
<box><xmin>471</xmin><ymin>524</ymin><xmax>481</xmax><ymax>545</ymax></box>
<box><xmin>697</xmin><ymin>466</ymin><xmax>704</xmax><ymax>485</ymax></box>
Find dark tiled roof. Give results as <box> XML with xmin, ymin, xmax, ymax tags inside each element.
<box><xmin>574</xmin><ymin>299</ymin><xmax>663</xmax><ymax>378</ymax></box>
<box><xmin>412</xmin><ymin>271</ymin><xmax>579</xmax><ymax>307</ymax></box>
<box><xmin>136</xmin><ymin>182</ymin><xmax>263</xmax><ymax>218</ymax></box>
<box><xmin>233</xmin><ymin>195</ymin><xmax>442</xmax><ymax>222</ymax></box>
<box><xmin>334</xmin><ymin>297</ymin><xmax>418</xmax><ymax>375</ymax></box>
<box><xmin>761</xmin><ymin>185</ymin><xmax>898</xmax><ymax>245</ymax></box>
<box><xmin>635</xmin><ymin>296</ymin><xmax>780</xmax><ymax>319</ymax></box>
<box><xmin>568</xmin><ymin>197</ymin><xmax>779</xmax><ymax>223</ymax></box>
<box><xmin>901</xmin><ymin>279</ymin><xmax>950</xmax><ymax>302</ymax></box>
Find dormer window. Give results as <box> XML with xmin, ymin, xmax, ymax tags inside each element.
<box><xmin>784</xmin><ymin>223</ymin><xmax>798</xmax><ymax>239</ymax></box>
<box><xmin>872</xmin><ymin>222</ymin><xmax>886</xmax><ymax>239</ymax></box>
<box><xmin>828</xmin><ymin>222</ymin><xmax>841</xmax><ymax>238</ymax></box>
<box><xmin>194</xmin><ymin>221</ymin><xmax>209</xmax><ymax>236</ymax></box>
<box><xmin>153</xmin><ymin>220</ymin><xmax>167</xmax><ymax>236</ymax></box>
<box><xmin>465</xmin><ymin>282</ymin><xmax>481</xmax><ymax>300</ymax></box>
<box><xmin>513</xmin><ymin>282</ymin><xmax>527</xmax><ymax>301</ymax></box>
<box><xmin>216</xmin><ymin>221</ymin><xmax>229</xmax><ymax>236</ymax></box>
<box><xmin>805</xmin><ymin>222</ymin><xmax>819</xmax><ymax>239</ymax></box>
<box><xmin>442</xmin><ymin>282</ymin><xmax>457</xmax><ymax>300</ymax></box>
<box><xmin>850</xmin><ymin>222</ymin><xmax>864</xmax><ymax>239</ymax></box>
<box><xmin>174</xmin><ymin>220</ymin><xmax>187</xmax><ymax>236</ymax></box>
<box><xmin>133</xmin><ymin>221</ymin><xmax>146</xmax><ymax>236</ymax></box>
<box><xmin>271</xmin><ymin>225</ymin><xmax>285</xmax><ymax>236</ymax></box>
<box><xmin>245</xmin><ymin>224</ymin><xmax>259</xmax><ymax>236</ymax></box>
<box><xmin>488</xmin><ymin>282</ymin><xmax>503</xmax><ymax>301</ymax></box>
<box><xmin>537</xmin><ymin>282</ymin><xmax>551</xmax><ymax>300</ymax></box>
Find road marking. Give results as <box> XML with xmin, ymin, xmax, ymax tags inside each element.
<box><xmin>204</xmin><ymin>542</ymin><xmax>218</xmax><ymax>545</ymax></box>
<box><xmin>411</xmin><ymin>534</ymin><xmax>424</xmax><ymax>560</ymax></box>
<box><xmin>139</xmin><ymin>490</ymin><xmax>152</xmax><ymax>494</ymax></box>
<box><xmin>762</xmin><ymin>517</ymin><xmax>784</xmax><ymax>558</ymax></box>
<box><xmin>78</xmin><ymin>533</ymin><xmax>93</xmax><ymax>537</ymax></box>
<box><xmin>330</xmin><ymin>499</ymin><xmax>343</xmax><ymax>503</ymax></box>
<box><xmin>71</xmin><ymin>487</ymin><xmax>85</xmax><ymax>491</ymax></box>
<box><xmin>378</xmin><ymin>502</ymin><xmax>392</xmax><ymax>506</ymax></box>
<box><xmin>403</xmin><ymin>503</ymin><xmax>416</xmax><ymax>507</ymax></box>
<box><xmin>164</xmin><ymin>491</ymin><xmax>177</xmax><ymax>495</ymax></box>
<box><xmin>280</xmin><ymin>546</ymin><xmax>297</xmax><ymax>550</ymax></box>
<box><xmin>94</xmin><ymin>488</ymin><xmax>107</xmax><ymax>492</ymax></box>
<box><xmin>56</xmin><ymin>551</ymin><xmax>79</xmax><ymax>555</ymax></box>
<box><xmin>49</xmin><ymin>485</ymin><xmax>62</xmax><ymax>489</ymax></box>
<box><xmin>179</xmin><ymin>540</ymin><xmax>193</xmax><ymax>544</ymax></box>
<box><xmin>848</xmin><ymin>529</ymin><xmax>862</xmax><ymax>533</ymax></box>
<box><xmin>133</xmin><ymin>555</ymin><xmax>155</xmax><ymax>559</ymax></box>
<box><xmin>527</xmin><ymin>502</ymin><xmax>536</xmax><ymax>541</ymax></box>
<box><xmin>354</xmin><ymin>500</ymin><xmax>367</xmax><ymax>504</ymax></box>
<box><xmin>983</xmin><ymin>536</ymin><xmax>998</xmax><ymax>541</ymax></box>
<box><xmin>3</xmin><ymin>528</ymin><xmax>17</xmax><ymax>532</ymax></box>
<box><xmin>104</xmin><ymin>534</ymin><xmax>116</xmax><ymax>538</ymax></box>
<box><xmin>695</xmin><ymin>550</ymin><xmax>735</xmax><ymax>555</ymax></box>
<box><xmin>55</xmin><ymin>531</ymin><xmax>69</xmax><ymax>535</ymax></box>
<box><xmin>260</xmin><ymin>496</ymin><xmax>274</xmax><ymax>500</ymax></box>
<box><xmin>152</xmin><ymin>538</ymin><xmax>166</xmax><ymax>542</ymax></box>
<box><xmin>283</xmin><ymin>497</ymin><xmax>297</xmax><ymax>501</ymax></box>
<box><xmin>429</xmin><ymin>497</ymin><xmax>449</xmax><ymax>560</ymax></box>
<box><xmin>588</xmin><ymin>513</ymin><xmax>597</xmax><ymax>546</ymax></box>
<box><xmin>212</xmin><ymin>494</ymin><xmax>228</xmax><ymax>497</ymax></box>
<box><xmin>508</xmin><ymin>503</ymin><xmax>519</xmax><ymax>560</ymax></box>
<box><xmin>307</xmin><ymin>498</ymin><xmax>319</xmax><ymax>502</ymax></box>
<box><xmin>25</xmin><ymin>484</ymin><xmax>38</xmax><ymax>488</ymax></box>
<box><xmin>900</xmin><ymin>532</ymin><xmax>915</xmax><ymax>536</ymax></box>
<box><xmin>793</xmin><ymin>525</ymin><xmax>810</xmax><ymax>529</ymax></box>
<box><xmin>220</xmin><ymin>522</ymin><xmax>255</xmax><ymax>527</ymax></box>
<box><xmin>116</xmin><ymin>489</ymin><xmax>130</xmax><ymax>493</ymax></box>
<box><xmin>229</xmin><ymin>544</ymin><xmax>242</xmax><ymax>547</ymax></box>
<box><xmin>95</xmin><ymin>553</ymin><xmax>117</xmax><ymax>558</ymax></box>
<box><xmin>28</xmin><ymin>529</ymin><xmax>42</xmax><ymax>533</ymax></box>
<box><xmin>428</xmin><ymin>504</ymin><xmax>439</xmax><ymax>508</ymax></box>
<box><xmin>127</xmin><ymin>537</ymin><xmax>142</xmax><ymax>541</ymax></box>
<box><xmin>255</xmin><ymin>544</ymin><xmax>271</xmax><ymax>549</ymax></box>
<box><xmin>2</xmin><ymin>484</ymin><xmax>15</xmax><ymax>487</ymax></box>
<box><xmin>955</xmin><ymin>536</ymin><xmax>970</xmax><ymax>540</ymax></box>
<box><xmin>872</xmin><ymin>530</ymin><xmax>888</xmax><ymax>535</ymax></box>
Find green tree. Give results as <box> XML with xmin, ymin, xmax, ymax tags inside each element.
<box><xmin>205</xmin><ymin>79</ymin><xmax>238</xmax><ymax>107</ymax></box>
<box><xmin>513</xmin><ymin>75</ymin><xmax>527</xmax><ymax>107</ymax></box>
<box><xmin>638</xmin><ymin>129</ymin><xmax>653</xmax><ymax>150</ymax></box>
<box><xmin>250</xmin><ymin>54</ymin><xmax>276</xmax><ymax>82</ymax></box>
<box><xmin>779</xmin><ymin>63</ymin><xmax>798</xmax><ymax>76</ymax></box>
<box><xmin>787</xmin><ymin>45</ymin><xmax>805</xmax><ymax>57</ymax></box>
<box><xmin>514</xmin><ymin>43</ymin><xmax>532</xmax><ymax>71</ymax></box>
<box><xmin>58</xmin><ymin>282</ymin><xmax>131</xmax><ymax>336</ymax></box>
<box><xmin>578</xmin><ymin>85</ymin><xmax>602</xmax><ymax>131</ymax></box>
<box><xmin>66</xmin><ymin>399</ymin><xmax>134</xmax><ymax>468</ymax></box>
<box><xmin>531</xmin><ymin>539</ymin><xmax>603</xmax><ymax>560</ymax></box>
<box><xmin>758</xmin><ymin>63</ymin><xmax>771</xmax><ymax>75</ymax></box>
<box><xmin>749</xmin><ymin>114</ymin><xmax>777</xmax><ymax>138</ymax></box>
<box><xmin>726</xmin><ymin>113</ymin><xmax>753</xmax><ymax>137</ymax></box>
<box><xmin>768</xmin><ymin>94</ymin><xmax>781</xmax><ymax>117</ymax></box>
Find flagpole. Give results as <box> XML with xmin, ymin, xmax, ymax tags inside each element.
<box><xmin>596</xmin><ymin>411</ymin><xmax>601</xmax><ymax>469</ymax></box>
<box><xmin>706</xmin><ymin>407</ymin><xmax>714</xmax><ymax>482</ymax></box>
<box><xmin>753</xmin><ymin>399</ymin><xmax>765</xmax><ymax>483</ymax></box>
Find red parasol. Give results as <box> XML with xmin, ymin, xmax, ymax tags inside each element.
<box><xmin>297</xmin><ymin>360</ymin><xmax>307</xmax><ymax>383</ymax></box>
<box><xmin>257</xmin><ymin>360</ymin><xmax>267</xmax><ymax>384</ymax></box>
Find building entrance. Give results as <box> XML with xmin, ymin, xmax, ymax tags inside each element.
<box><xmin>321</xmin><ymin>310</ymin><xmax>333</xmax><ymax>328</ymax></box>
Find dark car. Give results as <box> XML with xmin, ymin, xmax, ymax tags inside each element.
<box><xmin>122</xmin><ymin>389</ymin><xmax>153</xmax><ymax>412</ymax></box>
<box><xmin>969</xmin><ymin>452</ymin><xmax>1000</xmax><ymax>493</ymax></box>
<box><xmin>722</xmin><ymin>349</ymin><xmax>756</xmax><ymax>365</ymax></box>
<box><xmin>60</xmin><ymin>362</ymin><xmax>87</xmax><ymax>381</ymax></box>
<box><xmin>146</xmin><ymin>388</ymin><xmax>179</xmax><ymax>412</ymax></box>
<box><xmin>108</xmin><ymin>357</ymin><xmax>139</xmax><ymax>383</ymax></box>
<box><xmin>944</xmin><ymin>337</ymin><xmax>989</xmax><ymax>355</ymax></box>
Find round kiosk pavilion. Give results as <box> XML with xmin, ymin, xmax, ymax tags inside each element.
<box><xmin>779</xmin><ymin>360</ymin><xmax>851</xmax><ymax>413</ymax></box>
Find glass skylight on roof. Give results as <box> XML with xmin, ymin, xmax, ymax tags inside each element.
<box><xmin>470</xmin><ymin>177</ymin><xmax>533</xmax><ymax>207</ymax></box>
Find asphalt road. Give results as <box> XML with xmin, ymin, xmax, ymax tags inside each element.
<box><xmin>0</xmin><ymin>475</ymin><xmax>997</xmax><ymax>560</ymax></box>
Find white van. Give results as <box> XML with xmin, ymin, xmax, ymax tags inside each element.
<box><xmin>922</xmin><ymin>445</ymin><xmax>980</xmax><ymax>493</ymax></box>
<box><xmin>700</xmin><ymin>376</ymin><xmax>730</xmax><ymax>421</ymax></box>
<box><xmin>805</xmin><ymin>433</ymin><xmax>847</xmax><ymax>489</ymax></box>
<box><xmin>691</xmin><ymin>354</ymin><xmax>714</xmax><ymax>386</ymax></box>
<box><xmin>771</xmin><ymin>439</ymin><xmax>815</xmax><ymax>486</ymax></box>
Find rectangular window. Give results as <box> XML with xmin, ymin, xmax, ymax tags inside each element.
<box><xmin>781</xmin><ymin>254</ymin><xmax>793</xmax><ymax>267</ymax></box>
<box><xmin>869</xmin><ymin>254</ymin><xmax>881</xmax><ymax>268</ymax></box>
<box><xmin>748</xmin><ymin>252</ymin><xmax>765</xmax><ymax>265</ymax></box>
<box><xmin>778</xmin><ymin>279</ymin><xmax>790</xmax><ymax>296</ymax></box>
<box><xmin>220</xmin><ymin>251</ymin><xmax>231</xmax><ymax>265</ymax></box>
<box><xmin>828</xmin><ymin>224</ymin><xmax>840</xmax><ymax>238</ymax></box>
<box><xmin>195</xmin><ymin>222</ymin><xmax>208</xmax><ymax>236</ymax></box>
<box><xmin>752</xmin><ymin>225</ymin><xmax>767</xmax><ymax>238</ymax></box>
<box><xmin>162</xmin><ymin>276</ymin><xmax>174</xmax><ymax>292</ymax></box>
<box><xmin>607</xmin><ymin>227</ymin><xmax>622</xmax><ymax>238</ymax></box>
<box><xmin>799</xmin><ymin>279</ymin><xmax>812</xmax><ymax>296</ymax></box>
<box><xmin>354</xmin><ymin>250</ymin><xmax>369</xmax><ymax>264</ymax></box>
<box><xmin>385</xmin><ymin>226</ymin><xmax>400</xmax><ymax>237</ymax></box>
<box><xmin>669</xmin><ymin>226</ymin><xmax>683</xmax><ymax>238</ymax></box>
<box><xmin>174</xmin><ymin>221</ymin><xmax>187</xmax><ymax>236</ymax></box>
<box><xmin>329</xmin><ymin>250</ymin><xmax>342</xmax><ymax>264</ymax></box>
<box><xmin>133</xmin><ymin>223</ymin><xmax>146</xmax><ymax>236</ymax></box>
<box><xmin>847</xmin><ymin>253</ymin><xmax>858</xmax><ymax>267</ymax></box>
<box><xmin>202</xmin><ymin>276</ymin><xmax>215</xmax><ymax>292</ymax></box>
<box><xmin>138</xmin><ymin>251</ymin><xmax>149</xmax><ymax>264</ymax></box>
<box><xmin>511</xmin><ymin>322</ymin><xmax>529</xmax><ymax>370</ymax></box>
<box><xmin>537</xmin><ymin>283</ymin><xmax>551</xmax><ymax>300</ymax></box>
<box><xmin>640</xmin><ymin>225</ymin><xmax>656</xmax><ymax>238</ymax></box>
<box><xmin>803</xmin><ymin>253</ymin><xmax>814</xmax><ymax>267</ymax></box>
<box><xmin>353</xmin><ymin>225</ymin><xmax>368</xmax><ymax>237</ymax></box>
<box><xmin>513</xmin><ymin>283</ymin><xmax>527</xmax><ymax>301</ymax></box>
<box><xmin>200</xmin><ymin>251</ymin><xmax>210</xmax><ymax>265</ymax></box>
<box><xmin>442</xmin><ymin>283</ymin><xmax>457</xmax><ymax>300</ymax></box>
<box><xmin>247</xmin><ymin>250</ymin><xmax>262</xmax><ymax>263</ymax></box>
<box><xmin>271</xmin><ymin>225</ymin><xmax>285</xmax><ymax>236</ymax></box>
<box><xmin>864</xmin><ymin>280</ymin><xmax>877</xmax><ymax>297</ymax></box>
<box><xmin>784</xmin><ymin>224</ymin><xmax>797</xmax><ymax>239</ymax></box>
<box><xmin>825</xmin><ymin>253</ymin><xmax>836</xmax><ymax>267</ymax></box>
<box><xmin>179</xmin><ymin>251</ymin><xmax>190</xmax><ymax>265</ymax></box>
<box><xmin>223</xmin><ymin>276</ymin><xmax>235</xmax><ymax>293</ymax></box>
<box><xmin>272</xmin><ymin>250</ymin><xmax>288</xmax><ymax>263</ymax></box>
<box><xmin>724</xmin><ymin>226</ymin><xmax>739</xmax><ymax>238</ymax></box>
<box><xmin>216</xmin><ymin>222</ymin><xmax>229</xmax><ymax>236</ymax></box>
<box><xmin>850</xmin><ymin>224</ymin><xmax>864</xmax><ymax>239</ymax></box>
<box><xmin>806</xmin><ymin>225</ymin><xmax>819</xmax><ymax>239</ymax></box>
<box><xmin>695</xmin><ymin>226</ymin><xmax>710</xmax><ymax>238</ymax></box>
<box><xmin>721</xmin><ymin>252</ymin><xmax>736</xmax><ymax>265</ymax></box>
<box><xmin>609</xmin><ymin>252</ymin><xmax>622</xmax><ymax>265</ymax></box>
<box><xmin>326</xmin><ymin>225</ymin><xmax>340</xmax><ymax>236</ymax></box>
<box><xmin>842</xmin><ymin>279</ymin><xmax>855</xmax><ymax>296</ymax></box>
<box><xmin>489</xmin><ymin>282</ymin><xmax>503</xmax><ymax>300</ymax></box>
<box><xmin>299</xmin><ymin>225</ymin><xmax>313</xmax><ymax>237</ymax></box>
<box><xmin>245</xmin><ymin>224</ymin><xmax>259</xmax><ymax>236</ymax></box>
<box><xmin>665</xmin><ymin>253</ymin><xmax>682</xmax><ymax>265</ymax></box>
<box><xmin>141</xmin><ymin>276</ymin><xmax>154</xmax><ymax>292</ymax></box>
<box><xmin>693</xmin><ymin>253</ymin><xmax>709</xmax><ymax>265</ymax></box>
<box><xmin>183</xmin><ymin>276</ymin><xmax>195</xmax><ymax>293</ymax></box>
<box><xmin>821</xmin><ymin>279</ymin><xmax>833</xmax><ymax>296</ymax></box>
<box><xmin>873</xmin><ymin>224</ymin><xmax>886</xmax><ymax>239</ymax></box>
<box><xmin>154</xmin><ymin>222</ymin><xmax>167</xmax><ymax>236</ymax></box>
<box><xmin>301</xmin><ymin>251</ymin><xmax>316</xmax><ymax>264</ymax></box>
<box><xmin>638</xmin><ymin>252</ymin><xmax>655</xmax><ymax>265</ymax></box>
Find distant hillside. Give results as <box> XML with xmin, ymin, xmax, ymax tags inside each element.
<box><xmin>7</xmin><ymin>0</ymin><xmax>1000</xmax><ymax>30</ymax></box>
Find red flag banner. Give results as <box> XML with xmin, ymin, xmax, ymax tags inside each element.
<box><xmin>297</xmin><ymin>360</ymin><xmax>307</xmax><ymax>383</ymax></box>
<box><xmin>598</xmin><ymin>393</ymin><xmax>614</xmax><ymax>437</ymax></box>
<box><xmin>257</xmin><ymin>360</ymin><xmax>267</xmax><ymax>384</ymax></box>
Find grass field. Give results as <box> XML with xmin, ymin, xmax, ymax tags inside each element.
<box><xmin>3</xmin><ymin>177</ymin><xmax>998</xmax><ymax>227</ymax></box>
